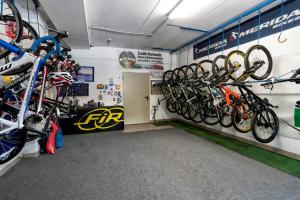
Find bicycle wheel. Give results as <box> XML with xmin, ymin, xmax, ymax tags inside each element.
<box><xmin>251</xmin><ymin>108</ymin><xmax>279</xmax><ymax>143</ymax></box>
<box><xmin>232</xmin><ymin>103</ymin><xmax>253</xmax><ymax>133</ymax></box>
<box><xmin>245</xmin><ymin>45</ymin><xmax>273</xmax><ymax>80</ymax></box>
<box><xmin>181</xmin><ymin>103</ymin><xmax>191</xmax><ymax>120</ymax></box>
<box><xmin>185</xmin><ymin>63</ymin><xmax>196</xmax><ymax>79</ymax></box>
<box><xmin>212</xmin><ymin>55</ymin><xmax>226</xmax><ymax>75</ymax></box>
<box><xmin>177</xmin><ymin>65</ymin><xmax>187</xmax><ymax>81</ymax></box>
<box><xmin>203</xmin><ymin>99</ymin><xmax>219</xmax><ymax>125</ymax></box>
<box><xmin>189</xmin><ymin>102</ymin><xmax>205</xmax><ymax>123</ymax></box>
<box><xmin>219</xmin><ymin>102</ymin><xmax>233</xmax><ymax>128</ymax></box>
<box><xmin>225</xmin><ymin>50</ymin><xmax>246</xmax><ymax>80</ymax></box>
<box><xmin>166</xmin><ymin>99</ymin><xmax>176</xmax><ymax>113</ymax></box>
<box><xmin>163</xmin><ymin>70</ymin><xmax>175</xmax><ymax>84</ymax></box>
<box><xmin>0</xmin><ymin>0</ymin><xmax>23</xmax><ymax>59</ymax></box>
<box><xmin>196</xmin><ymin>59</ymin><xmax>213</xmax><ymax>80</ymax></box>
<box><xmin>0</xmin><ymin>105</ymin><xmax>27</xmax><ymax>164</ymax></box>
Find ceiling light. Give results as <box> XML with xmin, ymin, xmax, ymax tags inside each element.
<box><xmin>156</xmin><ymin>0</ymin><xmax>181</xmax><ymax>15</ymax></box>
<box><xmin>168</xmin><ymin>0</ymin><xmax>216</xmax><ymax>19</ymax></box>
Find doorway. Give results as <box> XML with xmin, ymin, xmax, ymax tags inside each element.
<box><xmin>123</xmin><ymin>72</ymin><xmax>150</xmax><ymax>125</ymax></box>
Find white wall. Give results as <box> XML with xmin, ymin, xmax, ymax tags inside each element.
<box><xmin>71</xmin><ymin>46</ymin><xmax>175</xmax><ymax>121</ymax></box>
<box><xmin>169</xmin><ymin>25</ymin><xmax>300</xmax><ymax>155</ymax></box>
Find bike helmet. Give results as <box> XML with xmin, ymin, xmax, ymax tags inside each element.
<box><xmin>48</xmin><ymin>71</ymin><xmax>73</xmax><ymax>87</ymax></box>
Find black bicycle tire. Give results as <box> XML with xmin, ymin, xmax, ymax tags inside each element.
<box><xmin>177</xmin><ymin>65</ymin><xmax>188</xmax><ymax>81</ymax></box>
<box><xmin>212</xmin><ymin>55</ymin><xmax>226</xmax><ymax>75</ymax></box>
<box><xmin>251</xmin><ymin>108</ymin><xmax>279</xmax><ymax>143</ymax></box>
<box><xmin>203</xmin><ymin>99</ymin><xmax>219</xmax><ymax>125</ymax></box>
<box><xmin>166</xmin><ymin>99</ymin><xmax>176</xmax><ymax>113</ymax></box>
<box><xmin>0</xmin><ymin>0</ymin><xmax>23</xmax><ymax>59</ymax></box>
<box><xmin>245</xmin><ymin>45</ymin><xmax>273</xmax><ymax>80</ymax></box>
<box><xmin>219</xmin><ymin>104</ymin><xmax>233</xmax><ymax>128</ymax></box>
<box><xmin>196</xmin><ymin>59</ymin><xmax>213</xmax><ymax>80</ymax></box>
<box><xmin>163</xmin><ymin>70</ymin><xmax>174</xmax><ymax>84</ymax></box>
<box><xmin>185</xmin><ymin>63</ymin><xmax>196</xmax><ymax>79</ymax></box>
<box><xmin>189</xmin><ymin>103</ymin><xmax>204</xmax><ymax>123</ymax></box>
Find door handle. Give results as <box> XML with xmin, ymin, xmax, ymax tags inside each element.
<box><xmin>145</xmin><ymin>96</ymin><xmax>149</xmax><ymax>101</ymax></box>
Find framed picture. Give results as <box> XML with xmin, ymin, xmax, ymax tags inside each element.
<box><xmin>59</xmin><ymin>83</ymin><xmax>89</xmax><ymax>97</ymax></box>
<box><xmin>75</xmin><ymin>66</ymin><xmax>94</xmax><ymax>82</ymax></box>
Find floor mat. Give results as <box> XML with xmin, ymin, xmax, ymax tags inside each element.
<box><xmin>0</xmin><ymin>128</ymin><xmax>299</xmax><ymax>200</ymax></box>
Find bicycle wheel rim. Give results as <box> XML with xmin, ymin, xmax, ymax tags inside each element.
<box><xmin>232</xmin><ymin>104</ymin><xmax>253</xmax><ymax>133</ymax></box>
<box><xmin>245</xmin><ymin>45</ymin><xmax>273</xmax><ymax>80</ymax></box>
<box><xmin>198</xmin><ymin>59</ymin><xmax>213</xmax><ymax>80</ymax></box>
<box><xmin>0</xmin><ymin>0</ymin><xmax>23</xmax><ymax>59</ymax></box>
<box><xmin>252</xmin><ymin>108</ymin><xmax>279</xmax><ymax>143</ymax></box>
<box><xmin>0</xmin><ymin>105</ymin><xmax>27</xmax><ymax>164</ymax></box>
<box><xmin>225</xmin><ymin>50</ymin><xmax>246</xmax><ymax>80</ymax></box>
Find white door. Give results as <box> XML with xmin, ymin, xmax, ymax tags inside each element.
<box><xmin>123</xmin><ymin>72</ymin><xmax>150</xmax><ymax>125</ymax></box>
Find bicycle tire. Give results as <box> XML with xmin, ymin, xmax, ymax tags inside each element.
<box><xmin>225</xmin><ymin>50</ymin><xmax>246</xmax><ymax>80</ymax></box>
<box><xmin>231</xmin><ymin>104</ymin><xmax>253</xmax><ymax>133</ymax></box>
<box><xmin>203</xmin><ymin>99</ymin><xmax>219</xmax><ymax>125</ymax></box>
<box><xmin>185</xmin><ymin>63</ymin><xmax>196</xmax><ymax>79</ymax></box>
<box><xmin>163</xmin><ymin>70</ymin><xmax>175</xmax><ymax>84</ymax></box>
<box><xmin>189</xmin><ymin>102</ymin><xmax>204</xmax><ymax>123</ymax></box>
<box><xmin>181</xmin><ymin>103</ymin><xmax>191</xmax><ymax>120</ymax></box>
<box><xmin>219</xmin><ymin>103</ymin><xmax>233</xmax><ymax>128</ymax></box>
<box><xmin>0</xmin><ymin>0</ymin><xmax>23</xmax><ymax>59</ymax></box>
<box><xmin>245</xmin><ymin>45</ymin><xmax>273</xmax><ymax>80</ymax></box>
<box><xmin>212</xmin><ymin>55</ymin><xmax>226</xmax><ymax>75</ymax></box>
<box><xmin>177</xmin><ymin>65</ymin><xmax>187</xmax><ymax>81</ymax></box>
<box><xmin>251</xmin><ymin>108</ymin><xmax>279</xmax><ymax>143</ymax></box>
<box><xmin>196</xmin><ymin>59</ymin><xmax>213</xmax><ymax>80</ymax></box>
<box><xmin>166</xmin><ymin>99</ymin><xmax>176</xmax><ymax>113</ymax></box>
<box><xmin>0</xmin><ymin>104</ymin><xmax>27</xmax><ymax>165</ymax></box>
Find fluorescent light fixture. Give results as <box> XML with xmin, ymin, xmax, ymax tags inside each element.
<box><xmin>156</xmin><ymin>0</ymin><xmax>181</xmax><ymax>15</ymax></box>
<box><xmin>168</xmin><ymin>0</ymin><xmax>216</xmax><ymax>19</ymax></box>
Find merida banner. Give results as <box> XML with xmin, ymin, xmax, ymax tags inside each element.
<box><xmin>193</xmin><ymin>0</ymin><xmax>300</xmax><ymax>60</ymax></box>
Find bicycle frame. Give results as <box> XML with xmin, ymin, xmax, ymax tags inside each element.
<box><xmin>237</xmin><ymin>84</ymin><xmax>275</xmax><ymax>113</ymax></box>
<box><xmin>0</xmin><ymin>36</ymin><xmax>61</xmax><ymax>135</ymax></box>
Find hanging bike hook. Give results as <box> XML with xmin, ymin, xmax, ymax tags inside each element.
<box><xmin>278</xmin><ymin>32</ymin><xmax>287</xmax><ymax>43</ymax></box>
<box><xmin>278</xmin><ymin>0</ymin><xmax>287</xmax><ymax>43</ymax></box>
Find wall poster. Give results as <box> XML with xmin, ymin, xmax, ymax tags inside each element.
<box><xmin>119</xmin><ymin>50</ymin><xmax>164</xmax><ymax>70</ymax></box>
<box><xmin>75</xmin><ymin>66</ymin><xmax>95</xmax><ymax>82</ymax></box>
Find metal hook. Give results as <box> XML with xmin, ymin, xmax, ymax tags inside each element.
<box><xmin>278</xmin><ymin>0</ymin><xmax>287</xmax><ymax>43</ymax></box>
<box><xmin>278</xmin><ymin>32</ymin><xmax>287</xmax><ymax>43</ymax></box>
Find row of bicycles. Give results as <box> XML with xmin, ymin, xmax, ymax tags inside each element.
<box><xmin>0</xmin><ymin>0</ymin><xmax>79</xmax><ymax>164</ymax></box>
<box><xmin>157</xmin><ymin>44</ymin><xmax>300</xmax><ymax>144</ymax></box>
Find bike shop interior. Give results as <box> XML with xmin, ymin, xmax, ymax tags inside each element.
<box><xmin>0</xmin><ymin>0</ymin><xmax>300</xmax><ymax>199</ymax></box>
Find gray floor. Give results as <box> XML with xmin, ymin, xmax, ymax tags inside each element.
<box><xmin>0</xmin><ymin>128</ymin><xmax>300</xmax><ymax>200</ymax></box>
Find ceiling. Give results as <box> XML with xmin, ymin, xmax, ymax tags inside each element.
<box><xmin>39</xmin><ymin>0</ymin><xmax>277</xmax><ymax>50</ymax></box>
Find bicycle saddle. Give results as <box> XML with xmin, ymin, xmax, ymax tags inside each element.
<box><xmin>295</xmin><ymin>100</ymin><xmax>300</xmax><ymax>108</ymax></box>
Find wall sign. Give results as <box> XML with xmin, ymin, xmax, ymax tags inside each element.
<box><xmin>59</xmin><ymin>106</ymin><xmax>124</xmax><ymax>134</ymax></box>
<box><xmin>75</xmin><ymin>66</ymin><xmax>94</xmax><ymax>82</ymax></box>
<box><xmin>59</xmin><ymin>83</ymin><xmax>89</xmax><ymax>97</ymax></box>
<box><xmin>119</xmin><ymin>50</ymin><xmax>164</xmax><ymax>70</ymax></box>
<box><xmin>193</xmin><ymin>0</ymin><xmax>300</xmax><ymax>60</ymax></box>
